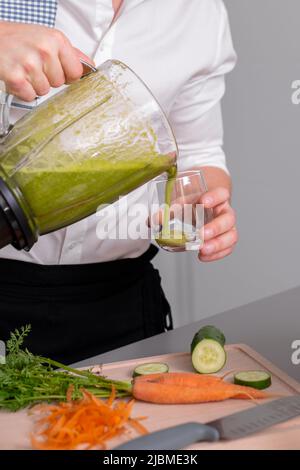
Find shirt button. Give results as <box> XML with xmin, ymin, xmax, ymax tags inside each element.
<box><xmin>68</xmin><ymin>242</ymin><xmax>78</xmax><ymax>250</ymax></box>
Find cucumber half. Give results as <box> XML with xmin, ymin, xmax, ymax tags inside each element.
<box><xmin>234</xmin><ymin>370</ymin><xmax>272</xmax><ymax>390</ymax></box>
<box><xmin>191</xmin><ymin>325</ymin><xmax>226</xmax><ymax>353</ymax></box>
<box><xmin>191</xmin><ymin>338</ymin><xmax>227</xmax><ymax>374</ymax></box>
<box><xmin>132</xmin><ymin>362</ymin><xmax>169</xmax><ymax>378</ymax></box>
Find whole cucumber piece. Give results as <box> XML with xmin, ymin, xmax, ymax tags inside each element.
<box><xmin>191</xmin><ymin>325</ymin><xmax>226</xmax><ymax>353</ymax></box>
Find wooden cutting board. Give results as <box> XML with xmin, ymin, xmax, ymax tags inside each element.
<box><xmin>1</xmin><ymin>344</ymin><xmax>300</xmax><ymax>450</ymax></box>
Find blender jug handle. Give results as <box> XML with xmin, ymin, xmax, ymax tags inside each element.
<box><xmin>0</xmin><ymin>81</ymin><xmax>13</xmax><ymax>141</ymax></box>
<box><xmin>80</xmin><ymin>59</ymin><xmax>97</xmax><ymax>75</ymax></box>
<box><xmin>0</xmin><ymin>60</ymin><xmax>96</xmax><ymax>142</ymax></box>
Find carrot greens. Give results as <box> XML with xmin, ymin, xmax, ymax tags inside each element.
<box><xmin>0</xmin><ymin>325</ymin><xmax>132</xmax><ymax>412</ymax></box>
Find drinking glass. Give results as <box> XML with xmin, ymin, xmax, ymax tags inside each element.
<box><xmin>149</xmin><ymin>170</ymin><xmax>213</xmax><ymax>252</ymax></box>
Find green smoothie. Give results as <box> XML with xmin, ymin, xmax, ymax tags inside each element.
<box><xmin>156</xmin><ymin>229</ymin><xmax>188</xmax><ymax>248</ymax></box>
<box><xmin>155</xmin><ymin>167</ymin><xmax>189</xmax><ymax>250</ymax></box>
<box><xmin>10</xmin><ymin>156</ymin><xmax>175</xmax><ymax>234</ymax></box>
<box><xmin>0</xmin><ymin>67</ymin><xmax>177</xmax><ymax>234</ymax></box>
<box><xmin>162</xmin><ymin>168</ymin><xmax>177</xmax><ymax>238</ymax></box>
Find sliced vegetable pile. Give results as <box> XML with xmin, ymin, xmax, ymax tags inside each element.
<box><xmin>31</xmin><ymin>386</ymin><xmax>147</xmax><ymax>450</ymax></box>
<box><xmin>0</xmin><ymin>326</ymin><xmax>131</xmax><ymax>412</ymax></box>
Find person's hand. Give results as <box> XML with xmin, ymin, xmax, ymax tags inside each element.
<box><xmin>199</xmin><ymin>187</ymin><xmax>238</xmax><ymax>262</ymax></box>
<box><xmin>0</xmin><ymin>21</ymin><xmax>93</xmax><ymax>101</ymax></box>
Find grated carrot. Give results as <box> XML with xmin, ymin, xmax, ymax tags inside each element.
<box><xmin>128</xmin><ymin>417</ymin><xmax>149</xmax><ymax>435</ymax></box>
<box><xmin>31</xmin><ymin>386</ymin><xmax>148</xmax><ymax>450</ymax></box>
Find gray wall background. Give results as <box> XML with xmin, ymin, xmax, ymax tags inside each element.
<box><xmin>154</xmin><ymin>0</ymin><xmax>300</xmax><ymax>327</ymax></box>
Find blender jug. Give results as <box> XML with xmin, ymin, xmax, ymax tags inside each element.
<box><xmin>0</xmin><ymin>60</ymin><xmax>177</xmax><ymax>250</ymax></box>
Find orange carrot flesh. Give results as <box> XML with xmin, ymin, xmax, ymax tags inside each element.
<box><xmin>132</xmin><ymin>373</ymin><xmax>272</xmax><ymax>404</ymax></box>
<box><xmin>31</xmin><ymin>386</ymin><xmax>148</xmax><ymax>450</ymax></box>
<box><xmin>135</xmin><ymin>372</ymin><xmax>224</xmax><ymax>387</ymax></box>
<box><xmin>128</xmin><ymin>418</ymin><xmax>149</xmax><ymax>435</ymax></box>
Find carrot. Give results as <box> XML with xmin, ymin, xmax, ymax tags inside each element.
<box><xmin>132</xmin><ymin>372</ymin><xmax>273</xmax><ymax>404</ymax></box>
<box><xmin>66</xmin><ymin>384</ymin><xmax>74</xmax><ymax>402</ymax></box>
<box><xmin>135</xmin><ymin>372</ymin><xmax>225</xmax><ymax>387</ymax></box>
<box><xmin>31</xmin><ymin>386</ymin><xmax>148</xmax><ymax>450</ymax></box>
<box><xmin>128</xmin><ymin>418</ymin><xmax>149</xmax><ymax>435</ymax></box>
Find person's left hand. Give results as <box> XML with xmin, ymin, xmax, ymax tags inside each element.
<box><xmin>199</xmin><ymin>187</ymin><xmax>238</xmax><ymax>262</ymax></box>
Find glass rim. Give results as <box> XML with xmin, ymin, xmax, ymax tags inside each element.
<box><xmin>153</xmin><ymin>168</ymin><xmax>206</xmax><ymax>184</ymax></box>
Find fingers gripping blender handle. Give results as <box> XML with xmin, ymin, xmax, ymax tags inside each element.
<box><xmin>80</xmin><ymin>59</ymin><xmax>97</xmax><ymax>75</ymax></box>
<box><xmin>114</xmin><ymin>422</ymin><xmax>220</xmax><ymax>450</ymax></box>
<box><xmin>0</xmin><ymin>60</ymin><xmax>97</xmax><ymax>141</ymax></box>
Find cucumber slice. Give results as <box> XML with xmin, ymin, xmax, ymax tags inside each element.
<box><xmin>132</xmin><ymin>362</ymin><xmax>169</xmax><ymax>378</ymax></box>
<box><xmin>234</xmin><ymin>370</ymin><xmax>272</xmax><ymax>390</ymax></box>
<box><xmin>191</xmin><ymin>338</ymin><xmax>227</xmax><ymax>374</ymax></box>
<box><xmin>191</xmin><ymin>325</ymin><xmax>226</xmax><ymax>353</ymax></box>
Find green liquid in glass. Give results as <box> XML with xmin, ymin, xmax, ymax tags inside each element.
<box><xmin>155</xmin><ymin>167</ymin><xmax>189</xmax><ymax>249</ymax></box>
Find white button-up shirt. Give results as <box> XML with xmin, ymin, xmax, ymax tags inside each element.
<box><xmin>0</xmin><ymin>0</ymin><xmax>236</xmax><ymax>264</ymax></box>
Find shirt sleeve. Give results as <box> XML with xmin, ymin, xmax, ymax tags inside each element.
<box><xmin>168</xmin><ymin>1</ymin><xmax>237</xmax><ymax>174</ymax></box>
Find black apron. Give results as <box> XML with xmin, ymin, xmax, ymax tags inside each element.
<box><xmin>0</xmin><ymin>244</ymin><xmax>172</xmax><ymax>364</ymax></box>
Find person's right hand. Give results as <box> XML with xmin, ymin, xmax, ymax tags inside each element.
<box><xmin>0</xmin><ymin>21</ymin><xmax>94</xmax><ymax>102</ymax></box>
